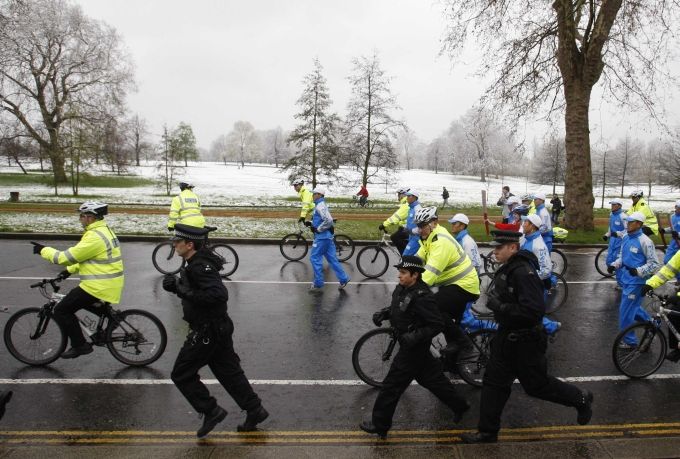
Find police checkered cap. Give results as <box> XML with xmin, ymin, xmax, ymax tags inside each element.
<box><xmin>394</xmin><ymin>255</ymin><xmax>426</xmax><ymax>273</ymax></box>
<box><xmin>489</xmin><ymin>230</ymin><xmax>522</xmax><ymax>246</ymax></box>
<box><xmin>171</xmin><ymin>223</ymin><xmax>209</xmax><ymax>241</ymax></box>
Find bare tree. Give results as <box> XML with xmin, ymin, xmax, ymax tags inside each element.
<box><xmin>226</xmin><ymin>121</ymin><xmax>257</xmax><ymax>168</ymax></box>
<box><xmin>610</xmin><ymin>136</ymin><xmax>641</xmax><ymax>197</ymax></box>
<box><xmin>395</xmin><ymin>128</ymin><xmax>418</xmax><ymax>170</ymax></box>
<box><xmin>126</xmin><ymin>115</ymin><xmax>151</xmax><ymax>166</ymax></box>
<box><xmin>441</xmin><ymin>1</ymin><xmax>680</xmax><ymax>230</ymax></box>
<box><xmin>532</xmin><ymin>134</ymin><xmax>565</xmax><ymax>196</ymax></box>
<box><xmin>426</xmin><ymin>137</ymin><xmax>445</xmax><ymax>174</ymax></box>
<box><xmin>261</xmin><ymin>127</ymin><xmax>290</xmax><ymax>167</ymax></box>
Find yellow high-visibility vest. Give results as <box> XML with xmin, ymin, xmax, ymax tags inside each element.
<box><xmin>168</xmin><ymin>189</ymin><xmax>205</xmax><ymax>229</ymax></box>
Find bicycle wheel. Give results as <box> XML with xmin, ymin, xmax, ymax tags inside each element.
<box><xmin>106</xmin><ymin>309</ymin><xmax>167</xmax><ymax>366</ymax></box>
<box><xmin>212</xmin><ymin>244</ymin><xmax>239</xmax><ymax>277</ymax></box>
<box><xmin>4</xmin><ymin>307</ymin><xmax>67</xmax><ymax>366</ymax></box>
<box><xmin>356</xmin><ymin>246</ymin><xmax>389</xmax><ymax>278</ymax></box>
<box><xmin>456</xmin><ymin>329</ymin><xmax>496</xmax><ymax>387</ymax></box>
<box><xmin>595</xmin><ymin>247</ymin><xmax>614</xmax><ymax>278</ymax></box>
<box><xmin>334</xmin><ymin>234</ymin><xmax>356</xmax><ymax>262</ymax></box>
<box><xmin>352</xmin><ymin>328</ymin><xmax>398</xmax><ymax>387</ymax></box>
<box><xmin>279</xmin><ymin>233</ymin><xmax>308</xmax><ymax>261</ymax></box>
<box><xmin>152</xmin><ymin>241</ymin><xmax>185</xmax><ymax>275</ymax></box>
<box><xmin>612</xmin><ymin>322</ymin><xmax>666</xmax><ymax>378</ymax></box>
<box><xmin>550</xmin><ymin>248</ymin><xmax>568</xmax><ymax>276</ymax></box>
<box><xmin>471</xmin><ymin>273</ymin><xmax>495</xmax><ymax>315</ymax></box>
<box><xmin>545</xmin><ymin>273</ymin><xmax>568</xmax><ymax>314</ymax></box>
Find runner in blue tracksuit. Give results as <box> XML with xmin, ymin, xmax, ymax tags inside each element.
<box><xmin>603</xmin><ymin>199</ymin><xmax>626</xmax><ymax>286</ymax></box>
<box><xmin>610</xmin><ymin>212</ymin><xmax>660</xmax><ymax>346</ymax></box>
<box><xmin>402</xmin><ymin>189</ymin><xmax>422</xmax><ymax>256</ymax></box>
<box><xmin>533</xmin><ymin>192</ymin><xmax>553</xmax><ymax>252</ymax></box>
<box><xmin>307</xmin><ymin>188</ymin><xmax>350</xmax><ymax>290</ymax></box>
<box><xmin>660</xmin><ymin>200</ymin><xmax>680</xmax><ymax>280</ymax></box>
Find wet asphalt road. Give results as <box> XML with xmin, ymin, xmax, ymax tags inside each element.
<box><xmin>1</xmin><ymin>239</ymin><xmax>680</xmax><ymax>446</ymax></box>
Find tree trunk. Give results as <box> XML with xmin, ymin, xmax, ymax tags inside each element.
<box><xmin>47</xmin><ymin>145</ymin><xmax>67</xmax><ymax>183</ymax></box>
<box><xmin>563</xmin><ymin>84</ymin><xmax>595</xmax><ymax>230</ymax></box>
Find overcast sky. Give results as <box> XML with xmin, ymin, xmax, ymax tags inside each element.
<box><xmin>73</xmin><ymin>0</ymin><xmax>674</xmax><ymax>152</ymax></box>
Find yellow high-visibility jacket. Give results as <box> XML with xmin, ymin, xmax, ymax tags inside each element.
<box><xmin>382</xmin><ymin>196</ymin><xmax>409</xmax><ymax>231</ymax></box>
<box><xmin>416</xmin><ymin>225</ymin><xmax>479</xmax><ymax>294</ymax></box>
<box><xmin>168</xmin><ymin>189</ymin><xmax>205</xmax><ymax>229</ymax></box>
<box><xmin>298</xmin><ymin>186</ymin><xmax>314</xmax><ymax>220</ymax></box>
<box><xmin>647</xmin><ymin>250</ymin><xmax>680</xmax><ymax>289</ymax></box>
<box><xmin>528</xmin><ymin>201</ymin><xmax>536</xmax><ymax>215</ymax></box>
<box><xmin>627</xmin><ymin>198</ymin><xmax>658</xmax><ymax>235</ymax></box>
<box><xmin>40</xmin><ymin>220</ymin><xmax>125</xmax><ymax>304</ymax></box>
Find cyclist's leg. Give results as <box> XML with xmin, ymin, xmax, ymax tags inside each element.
<box><xmin>53</xmin><ymin>286</ymin><xmax>99</xmax><ymax>347</ymax></box>
<box><xmin>390</xmin><ymin>228</ymin><xmax>408</xmax><ymax>254</ymax></box>
<box><xmin>437</xmin><ymin>285</ymin><xmax>477</xmax><ymax>352</ymax></box>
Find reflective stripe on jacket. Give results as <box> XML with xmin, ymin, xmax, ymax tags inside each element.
<box><xmin>168</xmin><ymin>189</ymin><xmax>205</xmax><ymax>228</ymax></box>
<box><xmin>298</xmin><ymin>186</ymin><xmax>314</xmax><ymax>219</ymax></box>
<box><xmin>382</xmin><ymin>196</ymin><xmax>409</xmax><ymax>229</ymax></box>
<box><xmin>416</xmin><ymin>225</ymin><xmax>479</xmax><ymax>294</ymax></box>
<box><xmin>648</xmin><ymin>249</ymin><xmax>680</xmax><ymax>289</ymax></box>
<box><xmin>627</xmin><ymin>198</ymin><xmax>658</xmax><ymax>234</ymax></box>
<box><xmin>40</xmin><ymin>220</ymin><xmax>125</xmax><ymax>303</ymax></box>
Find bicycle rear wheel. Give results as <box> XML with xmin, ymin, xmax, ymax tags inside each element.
<box><xmin>595</xmin><ymin>247</ymin><xmax>614</xmax><ymax>278</ymax></box>
<box><xmin>612</xmin><ymin>322</ymin><xmax>666</xmax><ymax>378</ymax></box>
<box><xmin>545</xmin><ymin>273</ymin><xmax>568</xmax><ymax>314</ymax></box>
<box><xmin>334</xmin><ymin>234</ymin><xmax>355</xmax><ymax>262</ymax></box>
<box><xmin>356</xmin><ymin>246</ymin><xmax>389</xmax><ymax>278</ymax></box>
<box><xmin>352</xmin><ymin>327</ymin><xmax>398</xmax><ymax>387</ymax></box>
<box><xmin>212</xmin><ymin>244</ymin><xmax>239</xmax><ymax>277</ymax></box>
<box><xmin>152</xmin><ymin>241</ymin><xmax>185</xmax><ymax>275</ymax></box>
<box><xmin>106</xmin><ymin>309</ymin><xmax>167</xmax><ymax>366</ymax></box>
<box><xmin>4</xmin><ymin>307</ymin><xmax>67</xmax><ymax>366</ymax></box>
<box><xmin>279</xmin><ymin>233</ymin><xmax>308</xmax><ymax>261</ymax></box>
<box><xmin>550</xmin><ymin>248</ymin><xmax>568</xmax><ymax>276</ymax></box>
<box><xmin>456</xmin><ymin>329</ymin><xmax>496</xmax><ymax>387</ymax></box>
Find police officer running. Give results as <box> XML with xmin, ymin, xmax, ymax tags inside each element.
<box><xmin>31</xmin><ymin>202</ymin><xmax>124</xmax><ymax>359</ymax></box>
<box><xmin>292</xmin><ymin>178</ymin><xmax>314</xmax><ymax>224</ymax></box>
<box><xmin>162</xmin><ymin>224</ymin><xmax>268</xmax><ymax>438</ymax></box>
<box><xmin>379</xmin><ymin>187</ymin><xmax>411</xmax><ymax>254</ymax></box>
<box><xmin>461</xmin><ymin>230</ymin><xmax>593</xmax><ymax>444</ymax></box>
<box><xmin>360</xmin><ymin>256</ymin><xmax>470</xmax><ymax>439</ymax></box>
<box><xmin>168</xmin><ymin>181</ymin><xmax>205</xmax><ymax>231</ymax></box>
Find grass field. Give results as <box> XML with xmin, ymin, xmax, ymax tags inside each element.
<box><xmin>0</xmin><ymin>172</ymin><xmax>156</xmax><ymax>188</ymax></box>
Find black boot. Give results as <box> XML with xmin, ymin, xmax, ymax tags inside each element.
<box><xmin>197</xmin><ymin>405</ymin><xmax>227</xmax><ymax>438</ymax></box>
<box><xmin>0</xmin><ymin>391</ymin><xmax>13</xmax><ymax>421</ymax></box>
<box><xmin>237</xmin><ymin>406</ymin><xmax>269</xmax><ymax>432</ymax></box>
<box><xmin>452</xmin><ymin>401</ymin><xmax>471</xmax><ymax>424</ymax></box>
<box><xmin>460</xmin><ymin>431</ymin><xmax>498</xmax><ymax>444</ymax></box>
<box><xmin>576</xmin><ymin>390</ymin><xmax>594</xmax><ymax>425</ymax></box>
<box><xmin>359</xmin><ymin>420</ymin><xmax>387</xmax><ymax>439</ymax></box>
<box><xmin>61</xmin><ymin>343</ymin><xmax>93</xmax><ymax>359</ymax></box>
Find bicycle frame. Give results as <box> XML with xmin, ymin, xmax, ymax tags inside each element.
<box><xmin>648</xmin><ymin>293</ymin><xmax>680</xmax><ymax>346</ymax></box>
<box><xmin>377</xmin><ymin>232</ymin><xmax>401</xmax><ymax>258</ymax></box>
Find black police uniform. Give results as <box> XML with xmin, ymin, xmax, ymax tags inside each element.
<box><xmin>370</xmin><ymin>278</ymin><xmax>469</xmax><ymax>433</ymax></box>
<box><xmin>166</xmin><ymin>242</ymin><xmax>263</xmax><ymax>419</ymax></box>
<box><xmin>477</xmin><ymin>248</ymin><xmax>587</xmax><ymax>435</ymax></box>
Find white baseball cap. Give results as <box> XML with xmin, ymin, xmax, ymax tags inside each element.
<box><xmin>521</xmin><ymin>214</ymin><xmax>542</xmax><ymax>228</ymax></box>
<box><xmin>675</xmin><ymin>200</ymin><xmax>680</xmax><ymax>208</ymax></box>
<box><xmin>624</xmin><ymin>211</ymin><xmax>646</xmax><ymax>223</ymax></box>
<box><xmin>609</xmin><ymin>198</ymin><xmax>623</xmax><ymax>206</ymax></box>
<box><xmin>507</xmin><ymin>196</ymin><xmax>521</xmax><ymax>205</ymax></box>
<box><xmin>448</xmin><ymin>213</ymin><xmax>469</xmax><ymax>225</ymax></box>
<box><xmin>405</xmin><ymin>189</ymin><xmax>419</xmax><ymax>197</ymax></box>
<box><xmin>533</xmin><ymin>192</ymin><xmax>546</xmax><ymax>201</ymax></box>
<box><xmin>311</xmin><ymin>187</ymin><xmax>326</xmax><ymax>195</ymax></box>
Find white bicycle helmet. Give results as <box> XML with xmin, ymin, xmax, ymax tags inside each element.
<box><xmin>292</xmin><ymin>179</ymin><xmax>304</xmax><ymax>186</ymax></box>
<box><xmin>630</xmin><ymin>189</ymin><xmax>644</xmax><ymax>198</ymax></box>
<box><xmin>77</xmin><ymin>201</ymin><xmax>108</xmax><ymax>217</ymax></box>
<box><xmin>396</xmin><ymin>186</ymin><xmax>410</xmax><ymax>195</ymax></box>
<box><xmin>178</xmin><ymin>181</ymin><xmax>194</xmax><ymax>190</ymax></box>
<box><xmin>414</xmin><ymin>206</ymin><xmax>438</xmax><ymax>225</ymax></box>
<box><xmin>520</xmin><ymin>193</ymin><xmax>533</xmax><ymax>202</ymax></box>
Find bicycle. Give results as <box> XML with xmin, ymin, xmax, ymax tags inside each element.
<box><xmin>152</xmin><ymin>225</ymin><xmax>239</xmax><ymax>278</ymax></box>
<box><xmin>595</xmin><ymin>245</ymin><xmax>666</xmax><ymax>278</ymax></box>
<box><xmin>612</xmin><ymin>291</ymin><xmax>680</xmax><ymax>379</ymax></box>
<box><xmin>351</xmin><ymin>195</ymin><xmax>373</xmax><ymax>208</ymax></box>
<box><xmin>352</xmin><ymin>319</ymin><xmax>496</xmax><ymax>388</ymax></box>
<box><xmin>3</xmin><ymin>276</ymin><xmax>167</xmax><ymax>367</ymax></box>
<box><xmin>355</xmin><ymin>231</ymin><xmax>403</xmax><ymax>278</ymax></box>
<box><xmin>279</xmin><ymin>222</ymin><xmax>355</xmax><ymax>262</ymax></box>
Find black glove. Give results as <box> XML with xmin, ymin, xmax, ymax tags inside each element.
<box><xmin>628</xmin><ymin>267</ymin><xmax>638</xmax><ymax>277</ymax></box>
<box><xmin>398</xmin><ymin>331</ymin><xmax>419</xmax><ymax>350</ymax></box>
<box><xmin>641</xmin><ymin>284</ymin><xmax>654</xmax><ymax>296</ymax></box>
<box><xmin>641</xmin><ymin>226</ymin><xmax>653</xmax><ymax>236</ymax></box>
<box><xmin>298</xmin><ymin>217</ymin><xmax>306</xmax><ymax>223</ymax></box>
<box><xmin>673</xmin><ymin>231</ymin><xmax>679</xmax><ymax>239</ymax></box>
<box><xmin>602</xmin><ymin>235</ymin><xmax>609</xmax><ymax>242</ymax></box>
<box><xmin>167</xmin><ymin>227</ymin><xmax>174</xmax><ymax>232</ymax></box>
<box><xmin>57</xmin><ymin>270</ymin><xmax>71</xmax><ymax>280</ymax></box>
<box><xmin>607</xmin><ymin>265</ymin><xmax>616</xmax><ymax>274</ymax></box>
<box><xmin>303</xmin><ymin>221</ymin><xmax>312</xmax><ymax>227</ymax></box>
<box><xmin>310</xmin><ymin>226</ymin><xmax>318</xmax><ymax>234</ymax></box>
<box><xmin>659</xmin><ymin>227</ymin><xmax>666</xmax><ymax>235</ymax></box>
<box><xmin>176</xmin><ymin>277</ymin><xmax>193</xmax><ymax>299</ymax></box>
<box><xmin>378</xmin><ymin>224</ymin><xmax>385</xmax><ymax>231</ymax></box>
<box><xmin>486</xmin><ymin>293</ymin><xmax>504</xmax><ymax>312</ymax></box>
<box><xmin>162</xmin><ymin>274</ymin><xmax>178</xmax><ymax>293</ymax></box>
<box><xmin>31</xmin><ymin>241</ymin><xmax>45</xmax><ymax>255</ymax></box>
<box><xmin>543</xmin><ymin>278</ymin><xmax>553</xmax><ymax>290</ymax></box>
<box><xmin>372</xmin><ymin>310</ymin><xmax>390</xmax><ymax>327</ymax></box>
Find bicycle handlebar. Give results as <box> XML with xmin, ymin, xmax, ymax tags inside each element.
<box><xmin>30</xmin><ymin>277</ymin><xmax>63</xmax><ymax>289</ymax></box>
<box><xmin>204</xmin><ymin>226</ymin><xmax>218</xmax><ymax>232</ymax></box>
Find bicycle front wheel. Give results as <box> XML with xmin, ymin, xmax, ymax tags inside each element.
<box><xmin>352</xmin><ymin>328</ymin><xmax>399</xmax><ymax>387</ymax></box>
<box><xmin>152</xmin><ymin>241</ymin><xmax>185</xmax><ymax>275</ymax></box>
<box><xmin>212</xmin><ymin>244</ymin><xmax>239</xmax><ymax>277</ymax></box>
<box><xmin>550</xmin><ymin>249</ymin><xmax>568</xmax><ymax>276</ymax></box>
<box><xmin>279</xmin><ymin>233</ymin><xmax>308</xmax><ymax>261</ymax></box>
<box><xmin>612</xmin><ymin>322</ymin><xmax>666</xmax><ymax>378</ymax></box>
<box><xmin>456</xmin><ymin>329</ymin><xmax>496</xmax><ymax>388</ymax></box>
<box><xmin>595</xmin><ymin>247</ymin><xmax>614</xmax><ymax>278</ymax></box>
<box><xmin>106</xmin><ymin>309</ymin><xmax>167</xmax><ymax>366</ymax></box>
<box><xmin>545</xmin><ymin>273</ymin><xmax>568</xmax><ymax>314</ymax></box>
<box><xmin>356</xmin><ymin>246</ymin><xmax>389</xmax><ymax>278</ymax></box>
<box><xmin>334</xmin><ymin>234</ymin><xmax>356</xmax><ymax>262</ymax></box>
<box><xmin>4</xmin><ymin>307</ymin><xmax>67</xmax><ymax>366</ymax></box>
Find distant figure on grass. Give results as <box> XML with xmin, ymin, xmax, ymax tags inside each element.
<box><xmin>442</xmin><ymin>187</ymin><xmax>450</xmax><ymax>208</ymax></box>
<box><xmin>168</xmin><ymin>181</ymin><xmax>205</xmax><ymax>231</ymax></box>
<box><xmin>550</xmin><ymin>195</ymin><xmax>563</xmax><ymax>225</ymax></box>
<box><xmin>357</xmin><ymin>184</ymin><xmax>369</xmax><ymax>207</ymax></box>
<box><xmin>496</xmin><ymin>186</ymin><xmax>514</xmax><ymax>223</ymax></box>
<box><xmin>291</xmin><ymin>178</ymin><xmax>314</xmax><ymax>225</ymax></box>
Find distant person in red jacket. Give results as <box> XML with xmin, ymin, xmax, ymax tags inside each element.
<box><xmin>357</xmin><ymin>185</ymin><xmax>369</xmax><ymax>207</ymax></box>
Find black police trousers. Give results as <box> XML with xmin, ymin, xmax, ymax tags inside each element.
<box><xmin>390</xmin><ymin>228</ymin><xmax>409</xmax><ymax>255</ymax></box>
<box><xmin>478</xmin><ymin>330</ymin><xmax>583</xmax><ymax>434</ymax></box>
<box><xmin>53</xmin><ymin>286</ymin><xmax>101</xmax><ymax>347</ymax></box>
<box><xmin>372</xmin><ymin>345</ymin><xmax>468</xmax><ymax>431</ymax></box>
<box><xmin>171</xmin><ymin>316</ymin><xmax>262</xmax><ymax>415</ymax></box>
<box><xmin>435</xmin><ymin>284</ymin><xmax>479</xmax><ymax>347</ymax></box>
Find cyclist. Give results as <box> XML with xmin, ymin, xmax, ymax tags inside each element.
<box><xmin>603</xmin><ymin>198</ymin><xmax>626</xmax><ymax>286</ymax></box>
<box><xmin>360</xmin><ymin>256</ymin><xmax>470</xmax><ymax>439</ymax></box>
<box><xmin>402</xmin><ymin>189</ymin><xmax>423</xmax><ymax>256</ymax></box>
<box><xmin>658</xmin><ymin>200</ymin><xmax>680</xmax><ymax>280</ymax></box>
<box><xmin>608</xmin><ymin>212</ymin><xmax>660</xmax><ymax>348</ymax></box>
<box><xmin>292</xmin><ymin>178</ymin><xmax>314</xmax><ymax>224</ymax></box>
<box><xmin>30</xmin><ymin>202</ymin><xmax>124</xmax><ymax>359</ymax></box>
<box><xmin>168</xmin><ymin>181</ymin><xmax>205</xmax><ymax>231</ymax></box>
<box><xmin>357</xmin><ymin>184</ymin><xmax>369</xmax><ymax>207</ymax></box>
<box><xmin>162</xmin><ymin>224</ymin><xmax>268</xmax><ymax>437</ymax></box>
<box><xmin>414</xmin><ymin>207</ymin><xmax>480</xmax><ymax>362</ymax></box>
<box><xmin>627</xmin><ymin>189</ymin><xmax>658</xmax><ymax>236</ymax></box>
<box><xmin>379</xmin><ymin>187</ymin><xmax>410</xmax><ymax>254</ymax></box>
<box><xmin>533</xmin><ymin>192</ymin><xmax>553</xmax><ymax>251</ymax></box>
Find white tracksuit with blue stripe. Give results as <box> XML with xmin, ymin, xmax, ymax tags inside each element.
<box><xmin>521</xmin><ymin>231</ymin><xmax>560</xmax><ymax>334</ymax></box>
